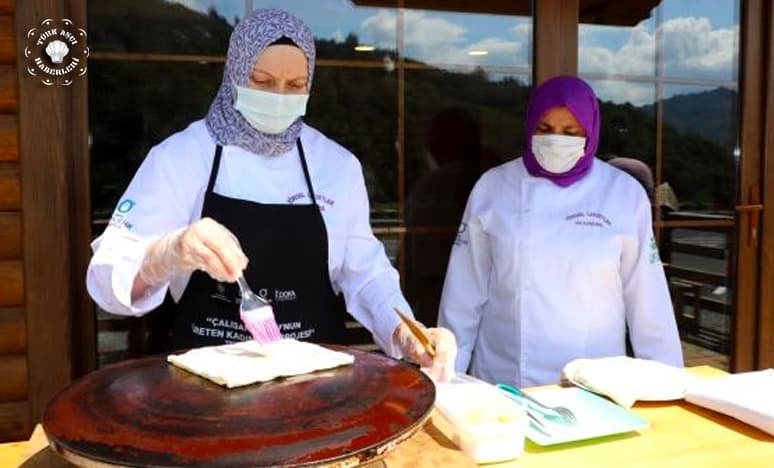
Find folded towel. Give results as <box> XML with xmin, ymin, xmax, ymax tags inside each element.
<box><xmin>562</xmin><ymin>356</ymin><xmax>695</xmax><ymax>408</ymax></box>
<box><xmin>167</xmin><ymin>339</ymin><xmax>355</xmax><ymax>388</ymax></box>
<box><xmin>684</xmin><ymin>369</ymin><xmax>774</xmax><ymax>436</ymax></box>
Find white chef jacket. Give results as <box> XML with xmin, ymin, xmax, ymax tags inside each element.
<box><xmin>438</xmin><ymin>157</ymin><xmax>683</xmax><ymax>387</ymax></box>
<box><xmin>87</xmin><ymin>120</ymin><xmax>407</xmax><ymax>354</ymax></box>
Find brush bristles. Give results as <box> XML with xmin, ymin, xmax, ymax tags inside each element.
<box><xmin>240</xmin><ymin>306</ymin><xmax>283</xmax><ymax>344</ymax></box>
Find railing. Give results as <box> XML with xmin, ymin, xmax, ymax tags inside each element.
<box><xmin>661</xmin><ymin>211</ymin><xmax>734</xmax><ymax>354</ymax></box>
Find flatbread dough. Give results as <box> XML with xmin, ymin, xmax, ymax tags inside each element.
<box><xmin>167</xmin><ymin>339</ymin><xmax>355</xmax><ymax>388</ymax></box>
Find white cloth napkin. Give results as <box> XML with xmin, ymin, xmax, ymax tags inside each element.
<box><xmin>684</xmin><ymin>369</ymin><xmax>774</xmax><ymax>436</ymax></box>
<box><xmin>562</xmin><ymin>356</ymin><xmax>696</xmax><ymax>408</ymax></box>
<box><xmin>167</xmin><ymin>339</ymin><xmax>355</xmax><ymax>388</ymax></box>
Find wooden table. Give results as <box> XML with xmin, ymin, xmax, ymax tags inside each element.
<box><xmin>3</xmin><ymin>366</ymin><xmax>772</xmax><ymax>467</ymax></box>
<box><xmin>383</xmin><ymin>366</ymin><xmax>773</xmax><ymax>467</ymax></box>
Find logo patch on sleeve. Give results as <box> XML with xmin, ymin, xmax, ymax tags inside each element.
<box><xmin>453</xmin><ymin>221</ymin><xmax>469</xmax><ymax>247</ymax></box>
<box><xmin>649</xmin><ymin>235</ymin><xmax>660</xmax><ymax>264</ymax></box>
<box><xmin>108</xmin><ymin>199</ymin><xmax>136</xmax><ymax>230</ymax></box>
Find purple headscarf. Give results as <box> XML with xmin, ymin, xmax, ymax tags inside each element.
<box><xmin>205</xmin><ymin>9</ymin><xmax>316</xmax><ymax>156</ymax></box>
<box><xmin>523</xmin><ymin>76</ymin><xmax>600</xmax><ymax>187</ymax></box>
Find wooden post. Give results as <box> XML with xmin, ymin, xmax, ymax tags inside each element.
<box><xmin>734</xmin><ymin>0</ymin><xmax>766</xmax><ymax>372</ymax></box>
<box><xmin>533</xmin><ymin>0</ymin><xmax>579</xmax><ymax>85</ymax></box>
<box><xmin>757</xmin><ymin>0</ymin><xmax>774</xmax><ymax>369</ymax></box>
<box><xmin>15</xmin><ymin>0</ymin><xmax>92</xmax><ymax>429</ymax></box>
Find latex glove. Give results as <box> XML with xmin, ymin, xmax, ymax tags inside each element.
<box><xmin>393</xmin><ymin>319</ymin><xmax>457</xmax><ymax>382</ymax></box>
<box><xmin>138</xmin><ymin>217</ymin><xmax>248</xmax><ymax>286</ymax></box>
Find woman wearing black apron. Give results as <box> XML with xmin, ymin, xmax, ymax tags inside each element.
<box><xmin>170</xmin><ymin>141</ymin><xmax>347</xmax><ymax>348</ymax></box>
<box><xmin>87</xmin><ymin>9</ymin><xmax>456</xmax><ymax>381</ymax></box>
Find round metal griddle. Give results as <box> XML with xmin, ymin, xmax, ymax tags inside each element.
<box><xmin>42</xmin><ymin>346</ymin><xmax>435</xmax><ymax>467</ymax></box>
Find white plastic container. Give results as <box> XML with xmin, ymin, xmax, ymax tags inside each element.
<box><xmin>432</xmin><ymin>373</ymin><xmax>528</xmax><ymax>464</ymax></box>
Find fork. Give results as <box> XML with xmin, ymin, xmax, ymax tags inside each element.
<box><xmin>496</xmin><ymin>383</ymin><xmax>578</xmax><ymax>425</ymax></box>
<box><xmin>236</xmin><ymin>275</ymin><xmax>283</xmax><ymax>343</ymax></box>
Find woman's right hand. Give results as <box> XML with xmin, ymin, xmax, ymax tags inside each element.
<box><xmin>137</xmin><ymin>217</ymin><xmax>248</xmax><ymax>289</ymax></box>
<box><xmin>393</xmin><ymin>320</ymin><xmax>457</xmax><ymax>382</ymax></box>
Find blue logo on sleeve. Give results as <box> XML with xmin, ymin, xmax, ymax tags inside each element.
<box><xmin>117</xmin><ymin>199</ymin><xmax>135</xmax><ymax>213</ymax></box>
<box><xmin>454</xmin><ymin>221</ymin><xmax>469</xmax><ymax>247</ymax></box>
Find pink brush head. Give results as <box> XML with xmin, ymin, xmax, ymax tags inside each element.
<box><xmin>240</xmin><ymin>305</ymin><xmax>283</xmax><ymax>344</ymax></box>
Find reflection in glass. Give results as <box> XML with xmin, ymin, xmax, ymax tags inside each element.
<box><xmin>252</xmin><ymin>0</ymin><xmax>398</xmax><ymax>61</ymax></box>
<box><xmin>586</xmin><ymin>79</ymin><xmax>656</xmax><ymax>166</ymax></box>
<box><xmin>405</xmin><ymin>106</ymin><xmax>484</xmax><ymax>229</ymax></box>
<box><xmin>89</xmin><ymin>0</ymin><xmax>400</xmax><ymax>59</ymax></box>
<box><xmin>405</xmin><ymin>70</ymin><xmax>530</xmax><ymax>218</ymax></box>
<box><xmin>403</xmin><ymin>71</ymin><xmax>531</xmax><ymax>325</ymax></box>
<box><xmin>661</xmin><ymin>0</ymin><xmax>739</xmax><ymax>81</ymax></box>
<box><xmin>662</xmin><ymin>226</ymin><xmax>733</xmax><ymax>355</ymax></box>
<box><xmin>579</xmin><ymin>15</ymin><xmax>656</xmax><ymax>76</ymax></box>
<box><xmin>90</xmin><ymin>61</ymin><xmax>224</xmax><ymax>220</ymax></box>
<box><xmin>306</xmin><ymin>67</ymin><xmax>398</xmax><ymax>219</ymax></box>
<box><xmin>167</xmin><ymin>0</ymin><xmax>246</xmax><ymax>24</ymax></box>
<box><xmin>580</xmin><ymin>1</ymin><xmax>739</xmax><ymax>83</ymax></box>
<box><xmin>586</xmin><ymin>78</ymin><xmax>656</xmax><ymax>106</ymax></box>
<box><xmin>405</xmin><ymin>71</ymin><xmax>530</xmax><ymax>228</ymax></box>
<box><xmin>403</xmin><ymin>232</ymin><xmax>456</xmax><ymax>326</ymax></box>
<box><xmin>585</xmin><ymin>79</ymin><xmax>657</xmax><ymax>207</ymax></box>
<box><xmin>88</xmin><ymin>0</ymin><xmax>238</xmax><ymax>54</ymax></box>
<box><xmin>662</xmin><ymin>85</ymin><xmax>737</xmax><ymax>212</ymax></box>
<box><xmin>376</xmin><ymin>233</ymin><xmax>400</xmax><ymax>267</ymax></box>
<box><xmin>579</xmin><ymin>1</ymin><xmax>740</xmax><ymax>370</ymax></box>
<box><xmin>401</xmin><ymin>10</ymin><xmax>531</xmax><ymax>69</ymax></box>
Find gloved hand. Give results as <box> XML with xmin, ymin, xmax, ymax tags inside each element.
<box><xmin>138</xmin><ymin>217</ymin><xmax>248</xmax><ymax>286</ymax></box>
<box><xmin>393</xmin><ymin>318</ymin><xmax>457</xmax><ymax>382</ymax></box>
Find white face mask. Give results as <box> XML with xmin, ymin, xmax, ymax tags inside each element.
<box><xmin>233</xmin><ymin>85</ymin><xmax>309</xmax><ymax>134</ymax></box>
<box><xmin>531</xmin><ymin>134</ymin><xmax>587</xmax><ymax>173</ymax></box>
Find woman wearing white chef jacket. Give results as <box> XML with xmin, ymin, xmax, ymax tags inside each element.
<box><xmin>438</xmin><ymin>76</ymin><xmax>682</xmax><ymax>387</ymax></box>
<box><xmin>86</xmin><ymin>9</ymin><xmax>456</xmax><ymax>380</ymax></box>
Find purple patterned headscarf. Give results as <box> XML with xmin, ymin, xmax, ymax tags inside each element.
<box><xmin>523</xmin><ymin>76</ymin><xmax>600</xmax><ymax>187</ymax></box>
<box><xmin>205</xmin><ymin>9</ymin><xmax>315</xmax><ymax>156</ymax></box>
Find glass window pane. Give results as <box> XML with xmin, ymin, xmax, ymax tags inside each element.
<box><xmin>405</xmin><ymin>71</ymin><xmax>531</xmax><ymax>228</ymax></box>
<box><xmin>403</xmin><ymin>69</ymin><xmax>531</xmax><ymax>326</ymax></box>
<box><xmin>579</xmin><ymin>15</ymin><xmax>657</xmax><ymax>76</ymax></box>
<box><xmin>306</xmin><ymin>67</ymin><xmax>398</xmax><ymax>219</ymax></box>
<box><xmin>579</xmin><ymin>1</ymin><xmax>740</xmax><ymax>371</ymax></box>
<box><xmin>252</xmin><ymin>1</ymin><xmax>398</xmax><ymax>61</ymax></box>
<box><xmin>586</xmin><ymin>79</ymin><xmax>656</xmax><ymax>166</ymax></box>
<box><xmin>401</xmin><ymin>10</ymin><xmax>531</xmax><ymax>69</ymax></box>
<box><xmin>661</xmin><ymin>0</ymin><xmax>739</xmax><ymax>81</ymax></box>
<box><xmin>662</xmin><ymin>226</ymin><xmax>733</xmax><ymax>361</ymax></box>
<box><xmin>376</xmin><ymin>232</ymin><xmax>400</xmax><ymax>268</ymax></box>
<box><xmin>88</xmin><ymin>1</ymin><xmax>240</xmax><ymax>54</ymax></box>
<box><xmin>90</xmin><ymin>61</ymin><xmax>224</xmax><ymax>220</ymax></box>
<box><xmin>403</xmin><ymin>231</ymin><xmax>456</xmax><ymax>325</ymax></box>
<box><xmin>662</xmin><ymin>84</ymin><xmax>737</xmax><ymax>212</ymax></box>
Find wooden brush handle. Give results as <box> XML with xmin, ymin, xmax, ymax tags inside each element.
<box><xmin>395</xmin><ymin>308</ymin><xmax>436</xmax><ymax>359</ymax></box>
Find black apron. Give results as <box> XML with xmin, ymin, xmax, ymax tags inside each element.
<box><xmin>170</xmin><ymin>141</ymin><xmax>348</xmax><ymax>349</ymax></box>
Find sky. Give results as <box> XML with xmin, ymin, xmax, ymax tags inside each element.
<box><xmin>168</xmin><ymin>0</ymin><xmax>739</xmax><ymax>105</ymax></box>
